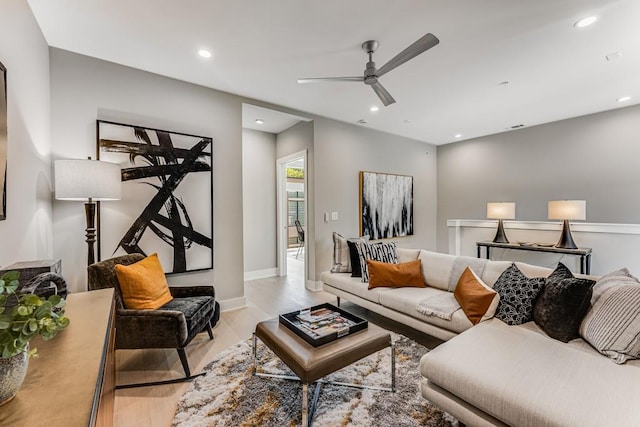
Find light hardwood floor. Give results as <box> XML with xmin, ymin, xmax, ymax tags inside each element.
<box><xmin>113</xmin><ymin>258</ymin><xmax>442</xmax><ymax>426</ymax></box>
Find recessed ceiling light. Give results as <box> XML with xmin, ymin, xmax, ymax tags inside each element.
<box><xmin>403</xmin><ymin>119</ymin><xmax>411</xmax><ymax>124</ymax></box>
<box><xmin>255</xmin><ymin>119</ymin><xmax>264</xmax><ymax>124</ymax></box>
<box><xmin>357</xmin><ymin>119</ymin><xmax>368</xmax><ymax>125</ymax></box>
<box><xmin>454</xmin><ymin>134</ymin><xmax>462</xmax><ymax>138</ymax></box>
<box><xmin>198</xmin><ymin>49</ymin><xmax>212</xmax><ymax>58</ymax></box>
<box><xmin>370</xmin><ymin>106</ymin><xmax>379</xmax><ymax>112</ymax></box>
<box><xmin>617</xmin><ymin>96</ymin><xmax>631</xmax><ymax>102</ymax></box>
<box><xmin>574</xmin><ymin>16</ymin><xmax>597</xmax><ymax>28</ymax></box>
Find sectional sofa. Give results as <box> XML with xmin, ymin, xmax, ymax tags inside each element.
<box><xmin>320</xmin><ymin>247</ymin><xmax>640</xmax><ymax>426</ymax></box>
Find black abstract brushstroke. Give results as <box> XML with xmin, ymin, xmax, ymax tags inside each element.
<box><xmin>100</xmin><ymin>139</ymin><xmax>211</xmax><ymax>159</ymax></box>
<box><xmin>121</xmin><ymin>162</ymin><xmax>210</xmax><ymax>181</ymax></box>
<box><xmin>117</xmin><ymin>139</ymin><xmax>211</xmax><ymax>272</ymax></box>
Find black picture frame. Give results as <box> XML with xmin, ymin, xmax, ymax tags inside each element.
<box><xmin>96</xmin><ymin>120</ymin><xmax>213</xmax><ymax>274</ymax></box>
<box><xmin>359</xmin><ymin>171</ymin><xmax>413</xmax><ymax>239</ymax></box>
<box><xmin>0</xmin><ymin>61</ymin><xmax>7</xmax><ymax>221</ymax></box>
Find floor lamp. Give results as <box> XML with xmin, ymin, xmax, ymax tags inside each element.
<box><xmin>548</xmin><ymin>200</ymin><xmax>586</xmax><ymax>249</ymax></box>
<box><xmin>55</xmin><ymin>158</ymin><xmax>121</xmax><ymax>266</ymax></box>
<box><xmin>487</xmin><ymin>202</ymin><xmax>516</xmax><ymax>243</ymax></box>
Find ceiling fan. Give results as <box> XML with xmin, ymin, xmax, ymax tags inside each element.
<box><xmin>297</xmin><ymin>33</ymin><xmax>439</xmax><ymax>107</ymax></box>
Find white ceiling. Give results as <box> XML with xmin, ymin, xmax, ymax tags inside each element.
<box><xmin>27</xmin><ymin>0</ymin><xmax>640</xmax><ymax>145</ymax></box>
<box><xmin>242</xmin><ymin>104</ymin><xmax>311</xmax><ymax>134</ymax></box>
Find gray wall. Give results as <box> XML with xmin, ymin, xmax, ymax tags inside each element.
<box><xmin>0</xmin><ymin>0</ymin><xmax>53</xmax><ymax>265</ymax></box>
<box><xmin>50</xmin><ymin>48</ymin><xmax>244</xmax><ymax>301</ymax></box>
<box><xmin>242</xmin><ymin>128</ymin><xmax>276</xmax><ymax>273</ymax></box>
<box><xmin>314</xmin><ymin>118</ymin><xmax>438</xmax><ymax>281</ymax></box>
<box><xmin>437</xmin><ymin>104</ymin><xmax>640</xmax><ymax>252</ymax></box>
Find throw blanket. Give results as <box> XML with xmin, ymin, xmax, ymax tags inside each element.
<box><xmin>416</xmin><ymin>292</ymin><xmax>461</xmax><ymax>320</ymax></box>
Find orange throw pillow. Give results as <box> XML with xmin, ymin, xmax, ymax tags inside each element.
<box><xmin>115</xmin><ymin>253</ymin><xmax>173</xmax><ymax>310</ymax></box>
<box><xmin>367</xmin><ymin>259</ymin><xmax>426</xmax><ymax>290</ymax></box>
<box><xmin>454</xmin><ymin>267</ymin><xmax>500</xmax><ymax>325</ymax></box>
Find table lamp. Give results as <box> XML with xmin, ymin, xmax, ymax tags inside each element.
<box><xmin>55</xmin><ymin>158</ymin><xmax>121</xmax><ymax>266</ymax></box>
<box><xmin>548</xmin><ymin>200</ymin><xmax>586</xmax><ymax>249</ymax></box>
<box><xmin>487</xmin><ymin>202</ymin><xmax>515</xmax><ymax>243</ymax></box>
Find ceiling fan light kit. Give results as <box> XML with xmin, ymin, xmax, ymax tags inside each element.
<box><xmin>297</xmin><ymin>33</ymin><xmax>439</xmax><ymax>107</ymax></box>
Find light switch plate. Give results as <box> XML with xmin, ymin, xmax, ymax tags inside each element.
<box><xmin>331</xmin><ymin>212</ymin><xmax>339</xmax><ymax>221</ymax></box>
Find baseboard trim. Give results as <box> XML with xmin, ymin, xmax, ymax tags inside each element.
<box><xmin>244</xmin><ymin>268</ymin><xmax>277</xmax><ymax>281</ymax></box>
<box><xmin>219</xmin><ymin>296</ymin><xmax>247</xmax><ymax>312</ymax></box>
<box><xmin>305</xmin><ymin>280</ymin><xmax>323</xmax><ymax>291</ymax></box>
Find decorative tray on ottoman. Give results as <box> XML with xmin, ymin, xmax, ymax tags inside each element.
<box><xmin>279</xmin><ymin>303</ymin><xmax>368</xmax><ymax>347</ymax></box>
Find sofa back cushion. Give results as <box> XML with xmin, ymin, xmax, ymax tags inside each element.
<box><xmin>480</xmin><ymin>261</ymin><xmax>512</xmax><ymax>286</ymax></box>
<box><xmin>418</xmin><ymin>250</ymin><xmax>488</xmax><ymax>291</ymax></box>
<box><xmin>396</xmin><ymin>247</ymin><xmax>420</xmax><ymax>263</ymax></box>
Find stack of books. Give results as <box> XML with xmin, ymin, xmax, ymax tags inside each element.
<box><xmin>294</xmin><ymin>307</ymin><xmax>357</xmax><ymax>339</ymax></box>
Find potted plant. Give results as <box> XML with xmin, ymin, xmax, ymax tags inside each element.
<box><xmin>0</xmin><ymin>271</ymin><xmax>70</xmax><ymax>405</ymax></box>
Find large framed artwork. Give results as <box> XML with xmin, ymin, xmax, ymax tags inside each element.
<box><xmin>97</xmin><ymin>120</ymin><xmax>213</xmax><ymax>274</ymax></box>
<box><xmin>359</xmin><ymin>171</ymin><xmax>413</xmax><ymax>239</ymax></box>
<box><xmin>0</xmin><ymin>61</ymin><xmax>7</xmax><ymax>220</ymax></box>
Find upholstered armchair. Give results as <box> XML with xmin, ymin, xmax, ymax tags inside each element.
<box><xmin>87</xmin><ymin>253</ymin><xmax>220</xmax><ymax>388</ymax></box>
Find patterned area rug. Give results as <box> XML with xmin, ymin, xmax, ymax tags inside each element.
<box><xmin>173</xmin><ymin>332</ymin><xmax>456</xmax><ymax>426</ymax></box>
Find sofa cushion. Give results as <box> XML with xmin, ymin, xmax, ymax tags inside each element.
<box><xmin>396</xmin><ymin>247</ymin><xmax>420</xmax><ymax>263</ymax></box>
<box><xmin>514</xmin><ymin>261</ymin><xmax>554</xmax><ymax>278</ymax></box>
<box><xmin>454</xmin><ymin>267</ymin><xmax>499</xmax><ymax>325</ymax></box>
<box><xmin>357</xmin><ymin>241</ymin><xmax>398</xmax><ymax>282</ymax></box>
<box><xmin>493</xmin><ymin>263</ymin><xmax>545</xmax><ymax>325</ymax></box>
<box><xmin>418</xmin><ymin>250</ymin><xmax>488</xmax><ymax>291</ymax></box>
<box><xmin>115</xmin><ymin>253</ymin><xmax>173</xmax><ymax>310</ymax></box>
<box><xmin>480</xmin><ymin>260</ymin><xmax>512</xmax><ymax>286</ymax></box>
<box><xmin>420</xmin><ymin>319</ymin><xmax>640</xmax><ymax>427</ymax></box>
<box><xmin>379</xmin><ymin>287</ymin><xmax>473</xmax><ymax>334</ymax></box>
<box><xmin>580</xmin><ymin>268</ymin><xmax>640</xmax><ymax>364</ymax></box>
<box><xmin>367</xmin><ymin>259</ymin><xmax>425</xmax><ymax>289</ymax></box>
<box><xmin>533</xmin><ymin>263</ymin><xmax>595</xmax><ymax>343</ymax></box>
<box><xmin>330</xmin><ymin>233</ymin><xmax>368</xmax><ymax>273</ymax></box>
<box><xmin>320</xmin><ymin>271</ymin><xmax>394</xmax><ymax>304</ymax></box>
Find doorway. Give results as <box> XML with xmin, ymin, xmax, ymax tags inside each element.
<box><xmin>277</xmin><ymin>150</ymin><xmax>307</xmax><ymax>282</ymax></box>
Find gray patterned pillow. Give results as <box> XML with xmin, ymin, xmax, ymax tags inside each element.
<box><xmin>493</xmin><ymin>263</ymin><xmax>545</xmax><ymax>325</ymax></box>
<box><xmin>330</xmin><ymin>233</ymin><xmax>368</xmax><ymax>273</ymax></box>
<box><xmin>357</xmin><ymin>241</ymin><xmax>398</xmax><ymax>282</ymax></box>
<box><xmin>580</xmin><ymin>268</ymin><xmax>640</xmax><ymax>364</ymax></box>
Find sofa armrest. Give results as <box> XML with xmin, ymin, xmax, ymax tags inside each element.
<box><xmin>115</xmin><ymin>308</ymin><xmax>188</xmax><ymax>348</ymax></box>
<box><xmin>169</xmin><ymin>285</ymin><xmax>215</xmax><ymax>299</ymax></box>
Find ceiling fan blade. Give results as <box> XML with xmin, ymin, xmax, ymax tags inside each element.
<box><xmin>371</xmin><ymin>82</ymin><xmax>396</xmax><ymax>106</ymax></box>
<box><xmin>376</xmin><ymin>33</ymin><xmax>439</xmax><ymax>77</ymax></box>
<box><xmin>297</xmin><ymin>77</ymin><xmax>363</xmax><ymax>84</ymax></box>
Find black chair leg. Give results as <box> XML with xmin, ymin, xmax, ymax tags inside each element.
<box><xmin>177</xmin><ymin>348</ymin><xmax>191</xmax><ymax>377</ymax></box>
<box><xmin>206</xmin><ymin>321</ymin><xmax>214</xmax><ymax>340</ymax></box>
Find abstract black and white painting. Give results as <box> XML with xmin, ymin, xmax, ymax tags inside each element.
<box><xmin>97</xmin><ymin>120</ymin><xmax>213</xmax><ymax>274</ymax></box>
<box><xmin>360</xmin><ymin>171</ymin><xmax>413</xmax><ymax>239</ymax></box>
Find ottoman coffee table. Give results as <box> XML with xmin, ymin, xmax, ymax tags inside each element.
<box><xmin>253</xmin><ymin>317</ymin><xmax>395</xmax><ymax>427</ymax></box>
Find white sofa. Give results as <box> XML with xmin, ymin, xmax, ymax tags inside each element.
<box><xmin>321</xmin><ymin>248</ymin><xmax>640</xmax><ymax>426</ymax></box>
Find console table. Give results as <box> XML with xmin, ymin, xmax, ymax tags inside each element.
<box><xmin>476</xmin><ymin>241</ymin><xmax>592</xmax><ymax>275</ymax></box>
<box><xmin>0</xmin><ymin>288</ymin><xmax>115</xmax><ymax>427</ymax></box>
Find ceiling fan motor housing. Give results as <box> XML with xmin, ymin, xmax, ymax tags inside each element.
<box><xmin>364</xmin><ymin>61</ymin><xmax>378</xmax><ymax>85</ymax></box>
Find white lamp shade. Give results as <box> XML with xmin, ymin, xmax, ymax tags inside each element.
<box><xmin>55</xmin><ymin>159</ymin><xmax>122</xmax><ymax>201</ymax></box>
<box><xmin>487</xmin><ymin>202</ymin><xmax>516</xmax><ymax>219</ymax></box>
<box><xmin>548</xmin><ymin>200</ymin><xmax>586</xmax><ymax>220</ymax></box>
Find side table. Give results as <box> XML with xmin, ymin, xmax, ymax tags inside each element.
<box><xmin>476</xmin><ymin>241</ymin><xmax>592</xmax><ymax>274</ymax></box>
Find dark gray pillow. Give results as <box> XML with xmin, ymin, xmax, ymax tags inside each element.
<box><xmin>347</xmin><ymin>240</ymin><xmax>363</xmax><ymax>278</ymax></box>
<box><xmin>533</xmin><ymin>276</ymin><xmax>595</xmax><ymax>342</ymax></box>
<box><xmin>493</xmin><ymin>263</ymin><xmax>545</xmax><ymax>325</ymax></box>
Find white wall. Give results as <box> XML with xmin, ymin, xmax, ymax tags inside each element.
<box><xmin>0</xmin><ymin>0</ymin><xmax>53</xmax><ymax>267</ymax></box>
<box><xmin>242</xmin><ymin>128</ymin><xmax>277</xmax><ymax>277</ymax></box>
<box><xmin>50</xmin><ymin>48</ymin><xmax>244</xmax><ymax>306</ymax></box>
<box><xmin>437</xmin><ymin>105</ymin><xmax>640</xmax><ymax>253</ymax></box>
<box><xmin>313</xmin><ymin>118</ymin><xmax>438</xmax><ymax>282</ymax></box>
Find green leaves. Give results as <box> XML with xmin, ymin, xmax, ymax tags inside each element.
<box><xmin>0</xmin><ymin>271</ymin><xmax>70</xmax><ymax>358</ymax></box>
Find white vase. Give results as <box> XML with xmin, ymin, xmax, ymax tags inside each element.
<box><xmin>0</xmin><ymin>348</ymin><xmax>29</xmax><ymax>406</ymax></box>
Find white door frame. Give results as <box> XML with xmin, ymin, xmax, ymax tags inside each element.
<box><xmin>276</xmin><ymin>150</ymin><xmax>308</xmax><ymax>278</ymax></box>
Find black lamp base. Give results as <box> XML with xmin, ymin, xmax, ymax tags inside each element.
<box><xmin>492</xmin><ymin>219</ymin><xmax>510</xmax><ymax>243</ymax></box>
<box><xmin>555</xmin><ymin>219</ymin><xmax>578</xmax><ymax>249</ymax></box>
